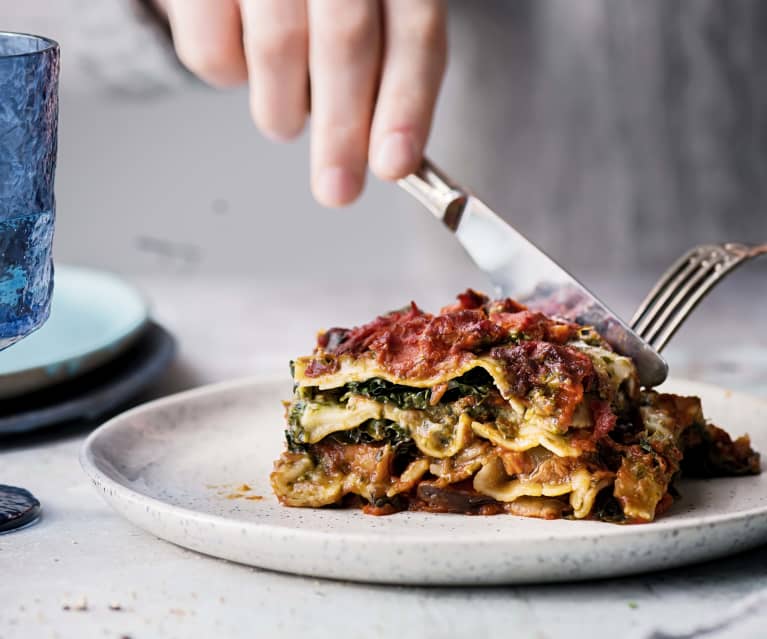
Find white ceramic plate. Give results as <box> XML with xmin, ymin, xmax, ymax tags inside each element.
<box><xmin>81</xmin><ymin>377</ymin><xmax>767</xmax><ymax>585</ymax></box>
<box><xmin>0</xmin><ymin>265</ymin><xmax>149</xmax><ymax>399</ymax></box>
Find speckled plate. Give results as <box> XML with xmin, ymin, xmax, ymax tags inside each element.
<box><xmin>0</xmin><ymin>265</ymin><xmax>149</xmax><ymax>399</ymax></box>
<box><xmin>80</xmin><ymin>377</ymin><xmax>767</xmax><ymax>585</ymax></box>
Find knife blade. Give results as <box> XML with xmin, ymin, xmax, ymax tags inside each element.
<box><xmin>399</xmin><ymin>158</ymin><xmax>668</xmax><ymax>387</ymax></box>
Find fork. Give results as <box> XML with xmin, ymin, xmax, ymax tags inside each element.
<box><xmin>630</xmin><ymin>242</ymin><xmax>767</xmax><ymax>353</ymax></box>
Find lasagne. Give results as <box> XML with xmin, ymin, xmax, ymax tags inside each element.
<box><xmin>271</xmin><ymin>290</ymin><xmax>760</xmax><ymax>522</ymax></box>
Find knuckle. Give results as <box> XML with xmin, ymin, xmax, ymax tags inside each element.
<box><xmin>252</xmin><ymin>26</ymin><xmax>307</xmax><ymax>67</ymax></box>
<box><xmin>323</xmin><ymin>10</ymin><xmax>375</xmax><ymax>54</ymax></box>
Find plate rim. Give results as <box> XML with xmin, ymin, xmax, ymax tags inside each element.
<box><xmin>80</xmin><ymin>375</ymin><xmax>767</xmax><ymax>547</ymax></box>
<box><xmin>0</xmin><ymin>264</ymin><xmax>151</xmax><ymax>382</ymax></box>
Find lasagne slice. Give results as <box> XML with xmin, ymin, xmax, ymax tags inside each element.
<box><xmin>271</xmin><ymin>290</ymin><xmax>759</xmax><ymax>523</ymax></box>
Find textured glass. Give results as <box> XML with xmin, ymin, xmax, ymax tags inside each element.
<box><xmin>0</xmin><ymin>33</ymin><xmax>59</xmax><ymax>350</ymax></box>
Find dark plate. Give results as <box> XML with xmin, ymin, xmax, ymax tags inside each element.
<box><xmin>0</xmin><ymin>322</ymin><xmax>175</xmax><ymax>435</ymax></box>
<box><xmin>0</xmin><ymin>485</ymin><xmax>41</xmax><ymax>533</ymax></box>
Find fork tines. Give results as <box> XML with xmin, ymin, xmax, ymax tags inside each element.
<box><xmin>630</xmin><ymin>244</ymin><xmax>752</xmax><ymax>353</ymax></box>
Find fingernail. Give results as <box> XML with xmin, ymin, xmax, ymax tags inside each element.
<box><xmin>373</xmin><ymin>132</ymin><xmax>418</xmax><ymax>179</ymax></box>
<box><xmin>314</xmin><ymin>167</ymin><xmax>361</xmax><ymax>207</ymax></box>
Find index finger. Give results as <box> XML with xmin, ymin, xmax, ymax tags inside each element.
<box><xmin>307</xmin><ymin>0</ymin><xmax>382</xmax><ymax>207</ymax></box>
<box><xmin>369</xmin><ymin>0</ymin><xmax>447</xmax><ymax>180</ymax></box>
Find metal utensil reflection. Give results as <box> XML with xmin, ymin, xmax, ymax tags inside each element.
<box><xmin>399</xmin><ymin>158</ymin><xmax>668</xmax><ymax>387</ymax></box>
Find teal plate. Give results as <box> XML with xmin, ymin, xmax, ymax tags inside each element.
<box><xmin>0</xmin><ymin>322</ymin><xmax>175</xmax><ymax>435</ymax></box>
<box><xmin>0</xmin><ymin>265</ymin><xmax>149</xmax><ymax>399</ymax></box>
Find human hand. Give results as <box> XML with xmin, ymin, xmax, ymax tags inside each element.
<box><xmin>152</xmin><ymin>0</ymin><xmax>447</xmax><ymax>207</ymax></box>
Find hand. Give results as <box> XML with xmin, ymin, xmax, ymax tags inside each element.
<box><xmin>153</xmin><ymin>0</ymin><xmax>447</xmax><ymax>207</ymax></box>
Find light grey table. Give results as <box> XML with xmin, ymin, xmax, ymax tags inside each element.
<box><xmin>2</xmin><ymin>272</ymin><xmax>766</xmax><ymax>639</ymax></box>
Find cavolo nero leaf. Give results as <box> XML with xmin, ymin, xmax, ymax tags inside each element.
<box><xmin>284</xmin><ymin>368</ymin><xmax>497</xmax><ymax>454</ymax></box>
<box><xmin>334</xmin><ymin>419</ymin><xmax>411</xmax><ymax>448</ymax></box>
<box><xmin>344</xmin><ymin>379</ymin><xmax>432</xmax><ymax>410</ymax></box>
<box><xmin>285</xmin><ymin>427</ymin><xmax>308</xmax><ymax>453</ymax></box>
<box><xmin>345</xmin><ymin>368</ymin><xmax>495</xmax><ymax>410</ymax></box>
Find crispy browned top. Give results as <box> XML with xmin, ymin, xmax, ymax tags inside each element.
<box><xmin>307</xmin><ymin>289</ymin><xmax>587</xmax><ymax>381</ymax></box>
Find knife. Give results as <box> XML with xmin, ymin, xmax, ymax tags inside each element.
<box><xmin>399</xmin><ymin>157</ymin><xmax>668</xmax><ymax>388</ymax></box>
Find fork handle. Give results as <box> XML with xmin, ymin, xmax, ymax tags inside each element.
<box><xmin>746</xmin><ymin>243</ymin><xmax>767</xmax><ymax>257</ymax></box>
<box><xmin>398</xmin><ymin>158</ymin><xmax>468</xmax><ymax>231</ymax></box>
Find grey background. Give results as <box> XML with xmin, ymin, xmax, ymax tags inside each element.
<box><xmin>3</xmin><ymin>0</ymin><xmax>765</xmax><ymax>289</ymax></box>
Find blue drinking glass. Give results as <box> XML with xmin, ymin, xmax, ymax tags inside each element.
<box><xmin>0</xmin><ymin>32</ymin><xmax>59</xmax><ymax>351</ymax></box>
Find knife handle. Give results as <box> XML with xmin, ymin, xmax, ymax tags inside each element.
<box><xmin>398</xmin><ymin>158</ymin><xmax>467</xmax><ymax>231</ymax></box>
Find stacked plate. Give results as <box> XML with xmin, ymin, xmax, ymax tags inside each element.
<box><xmin>0</xmin><ymin>266</ymin><xmax>176</xmax><ymax>435</ymax></box>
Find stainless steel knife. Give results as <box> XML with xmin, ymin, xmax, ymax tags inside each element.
<box><xmin>399</xmin><ymin>157</ymin><xmax>668</xmax><ymax>387</ymax></box>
